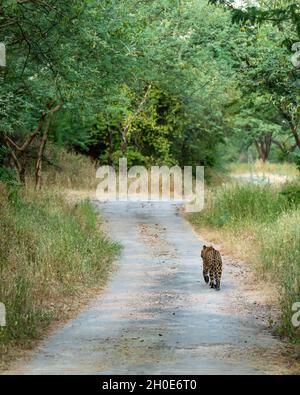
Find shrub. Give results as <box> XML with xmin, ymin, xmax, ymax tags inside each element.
<box><xmin>280</xmin><ymin>181</ymin><xmax>300</xmax><ymax>206</ymax></box>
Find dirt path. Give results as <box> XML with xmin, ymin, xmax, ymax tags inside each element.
<box><xmin>6</xmin><ymin>201</ymin><xmax>293</xmax><ymax>374</ymax></box>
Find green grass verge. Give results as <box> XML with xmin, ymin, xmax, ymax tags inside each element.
<box><xmin>188</xmin><ymin>181</ymin><xmax>300</xmax><ymax>343</ymax></box>
<box><xmin>0</xmin><ymin>184</ymin><xmax>120</xmax><ymax>364</ymax></box>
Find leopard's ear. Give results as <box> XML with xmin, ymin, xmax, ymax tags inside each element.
<box><xmin>203</xmin><ymin>245</ymin><xmax>206</xmax><ymax>249</ymax></box>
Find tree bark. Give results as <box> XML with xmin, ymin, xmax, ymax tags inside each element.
<box><xmin>108</xmin><ymin>127</ymin><xmax>114</xmax><ymax>166</ymax></box>
<box><xmin>254</xmin><ymin>132</ymin><xmax>273</xmax><ymax>162</ymax></box>
<box><xmin>4</xmin><ymin>111</ymin><xmax>46</xmax><ymax>184</ymax></box>
<box><xmin>277</xmin><ymin>105</ymin><xmax>300</xmax><ymax>150</ymax></box>
<box><xmin>3</xmin><ymin>101</ymin><xmax>62</xmax><ymax>188</ymax></box>
<box><xmin>35</xmin><ymin>102</ymin><xmax>63</xmax><ymax>190</ymax></box>
<box><xmin>291</xmin><ymin>124</ymin><xmax>300</xmax><ymax>150</ymax></box>
<box><xmin>4</xmin><ymin>136</ymin><xmax>27</xmax><ymax>185</ymax></box>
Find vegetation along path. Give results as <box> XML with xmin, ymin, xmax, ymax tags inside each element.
<box><xmin>8</xmin><ymin>200</ymin><xmax>293</xmax><ymax>374</ymax></box>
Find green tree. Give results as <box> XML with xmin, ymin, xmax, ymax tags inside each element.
<box><xmin>209</xmin><ymin>0</ymin><xmax>300</xmax><ymax>38</ymax></box>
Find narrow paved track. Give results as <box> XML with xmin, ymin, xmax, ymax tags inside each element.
<box><xmin>8</xmin><ymin>201</ymin><xmax>289</xmax><ymax>374</ymax></box>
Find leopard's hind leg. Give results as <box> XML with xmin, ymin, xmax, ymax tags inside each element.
<box><xmin>214</xmin><ymin>267</ymin><xmax>221</xmax><ymax>291</ymax></box>
<box><xmin>203</xmin><ymin>267</ymin><xmax>209</xmax><ymax>284</ymax></box>
<box><xmin>209</xmin><ymin>268</ymin><xmax>215</xmax><ymax>289</ymax></box>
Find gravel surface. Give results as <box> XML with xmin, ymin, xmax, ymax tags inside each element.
<box><xmin>6</xmin><ymin>200</ymin><xmax>293</xmax><ymax>375</ymax></box>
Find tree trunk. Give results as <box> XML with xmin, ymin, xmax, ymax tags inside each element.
<box><xmin>3</xmin><ymin>111</ymin><xmax>46</xmax><ymax>185</ymax></box>
<box><xmin>35</xmin><ymin>121</ymin><xmax>50</xmax><ymax>190</ymax></box>
<box><xmin>3</xmin><ymin>101</ymin><xmax>63</xmax><ymax>188</ymax></box>
<box><xmin>35</xmin><ymin>102</ymin><xmax>63</xmax><ymax>190</ymax></box>
<box><xmin>4</xmin><ymin>137</ymin><xmax>27</xmax><ymax>185</ymax></box>
<box><xmin>278</xmin><ymin>106</ymin><xmax>300</xmax><ymax>151</ymax></box>
<box><xmin>19</xmin><ymin>167</ymin><xmax>26</xmax><ymax>184</ymax></box>
<box><xmin>254</xmin><ymin>133</ymin><xmax>273</xmax><ymax>162</ymax></box>
<box><xmin>108</xmin><ymin>127</ymin><xmax>114</xmax><ymax>166</ymax></box>
<box><xmin>291</xmin><ymin>125</ymin><xmax>300</xmax><ymax>150</ymax></box>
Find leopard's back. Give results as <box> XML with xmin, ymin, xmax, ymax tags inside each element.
<box><xmin>201</xmin><ymin>245</ymin><xmax>222</xmax><ymax>290</ymax></box>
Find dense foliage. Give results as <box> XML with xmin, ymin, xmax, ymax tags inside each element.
<box><xmin>0</xmin><ymin>0</ymin><xmax>300</xmax><ymax>187</ymax></box>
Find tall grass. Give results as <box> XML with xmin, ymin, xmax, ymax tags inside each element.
<box><xmin>28</xmin><ymin>145</ymin><xmax>99</xmax><ymax>190</ymax></box>
<box><xmin>188</xmin><ymin>181</ymin><xmax>300</xmax><ymax>342</ymax></box>
<box><xmin>0</xmin><ymin>183</ymin><xmax>119</xmax><ymax>365</ymax></box>
<box><xmin>259</xmin><ymin>211</ymin><xmax>300</xmax><ymax>340</ymax></box>
<box><xmin>198</xmin><ymin>183</ymin><xmax>290</xmax><ymax>227</ymax></box>
<box><xmin>228</xmin><ymin>160</ymin><xmax>299</xmax><ymax>177</ymax></box>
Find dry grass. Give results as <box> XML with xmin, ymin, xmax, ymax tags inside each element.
<box><xmin>228</xmin><ymin>160</ymin><xmax>299</xmax><ymax>178</ymax></box>
<box><xmin>0</xmin><ymin>180</ymin><xmax>120</xmax><ymax>370</ymax></box>
<box><xmin>27</xmin><ymin>146</ymin><xmax>99</xmax><ymax>191</ymax></box>
<box><xmin>191</xmin><ymin>223</ymin><xmax>257</xmax><ymax>264</ymax></box>
<box><xmin>0</xmin><ymin>148</ymin><xmax>123</xmax><ymax>370</ymax></box>
<box><xmin>187</xmin><ymin>181</ymin><xmax>300</xmax><ymax>343</ymax></box>
<box><xmin>34</xmin><ymin>146</ymin><xmax>183</xmax><ymax>200</ymax></box>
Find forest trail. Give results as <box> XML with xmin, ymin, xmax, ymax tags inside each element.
<box><xmin>7</xmin><ymin>200</ymin><xmax>293</xmax><ymax>374</ymax></box>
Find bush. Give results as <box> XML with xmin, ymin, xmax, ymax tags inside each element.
<box><xmin>0</xmin><ymin>167</ymin><xmax>19</xmax><ymax>187</ymax></box>
<box><xmin>280</xmin><ymin>181</ymin><xmax>300</xmax><ymax>206</ymax></box>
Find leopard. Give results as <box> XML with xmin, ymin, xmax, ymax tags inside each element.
<box><xmin>201</xmin><ymin>245</ymin><xmax>222</xmax><ymax>291</ymax></box>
